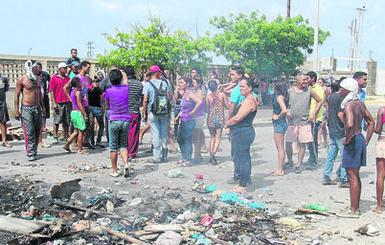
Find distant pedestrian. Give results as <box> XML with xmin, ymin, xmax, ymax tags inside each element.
<box><xmin>270</xmin><ymin>82</ymin><xmax>289</xmax><ymax>176</ymax></box>
<box><xmin>285</xmin><ymin>73</ymin><xmax>323</xmax><ymax>173</ymax></box>
<box><xmin>142</xmin><ymin>65</ymin><xmax>171</xmax><ymax>163</ymax></box>
<box><xmin>124</xmin><ymin>65</ymin><xmax>143</xmax><ymax>160</ymax></box>
<box><xmin>63</xmin><ymin>77</ymin><xmax>88</xmax><ymax>155</ymax></box>
<box><xmin>192</xmin><ymin>78</ymin><xmax>206</xmax><ymax>164</ymax></box>
<box><xmin>322</xmin><ymin>79</ymin><xmax>348</xmax><ymax>187</ymax></box>
<box><xmin>175</xmin><ymin>76</ymin><xmax>202</xmax><ymax>166</ymax></box>
<box><xmin>0</xmin><ymin>73</ymin><xmax>11</xmax><ymax>148</ymax></box>
<box><xmin>373</xmin><ymin>102</ymin><xmax>385</xmax><ymax>214</ymax></box>
<box><xmin>226</xmin><ymin>78</ymin><xmax>258</xmax><ymax>193</ymax></box>
<box><xmin>14</xmin><ymin>60</ymin><xmax>45</xmax><ymax>161</ymax></box>
<box><xmin>337</xmin><ymin>78</ymin><xmax>374</xmax><ymax>218</ymax></box>
<box><xmin>206</xmin><ymin>79</ymin><xmax>229</xmax><ymax>165</ymax></box>
<box><xmin>66</xmin><ymin>48</ymin><xmax>80</xmax><ymax>66</ymax></box>
<box><xmin>87</xmin><ymin>78</ymin><xmax>104</xmax><ymax>147</ymax></box>
<box><xmin>105</xmin><ymin>69</ymin><xmax>131</xmax><ymax>177</ymax></box>
<box><xmin>49</xmin><ymin>62</ymin><xmax>71</xmax><ymax>144</ymax></box>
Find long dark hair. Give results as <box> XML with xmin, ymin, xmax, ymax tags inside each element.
<box><xmin>274</xmin><ymin>82</ymin><xmax>289</xmax><ymax>105</ymax></box>
<box><xmin>70</xmin><ymin>77</ymin><xmax>81</xmax><ymax>92</ymax></box>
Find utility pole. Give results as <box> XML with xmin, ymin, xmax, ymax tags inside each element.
<box><xmin>313</xmin><ymin>0</ymin><xmax>319</xmax><ymax>72</ymax></box>
<box><xmin>357</xmin><ymin>6</ymin><xmax>366</xmax><ymax>69</ymax></box>
<box><xmin>287</xmin><ymin>0</ymin><xmax>291</xmax><ymax>19</ymax></box>
<box><xmin>101</xmin><ymin>33</ymin><xmax>108</xmax><ymax>56</ymax></box>
<box><xmin>86</xmin><ymin>41</ymin><xmax>95</xmax><ymax>59</ymax></box>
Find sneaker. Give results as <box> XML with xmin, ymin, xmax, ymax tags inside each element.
<box><xmin>28</xmin><ymin>156</ymin><xmax>36</xmax><ymax>161</ymax></box>
<box><xmin>338</xmin><ymin>182</ymin><xmax>350</xmax><ymax>188</ymax></box>
<box><xmin>295</xmin><ymin>166</ymin><xmax>302</xmax><ymax>174</ymax></box>
<box><xmin>336</xmin><ymin>210</ymin><xmax>360</xmax><ymax>218</ymax></box>
<box><xmin>51</xmin><ymin>137</ymin><xmax>59</xmax><ymax>144</ymax></box>
<box><xmin>322</xmin><ymin>179</ymin><xmax>337</xmax><ymax>185</ymax></box>
<box><xmin>226</xmin><ymin>178</ymin><xmax>240</xmax><ymax>185</ymax></box>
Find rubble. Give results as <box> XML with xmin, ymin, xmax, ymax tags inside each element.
<box><xmin>0</xmin><ymin>175</ymin><xmax>374</xmax><ymax>244</ymax></box>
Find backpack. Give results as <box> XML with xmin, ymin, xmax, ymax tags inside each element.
<box><xmin>149</xmin><ymin>81</ymin><xmax>171</xmax><ymax>115</ymax></box>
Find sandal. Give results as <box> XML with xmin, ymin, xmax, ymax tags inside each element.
<box><xmin>270</xmin><ymin>171</ymin><xmax>284</xmax><ymax>176</ymax></box>
<box><xmin>77</xmin><ymin>150</ymin><xmax>89</xmax><ymax>155</ymax></box>
<box><xmin>2</xmin><ymin>142</ymin><xmax>12</xmax><ymax>148</ymax></box>
<box><xmin>63</xmin><ymin>146</ymin><xmax>71</xmax><ymax>152</ymax></box>
<box><xmin>109</xmin><ymin>172</ymin><xmax>119</xmax><ymax>178</ymax></box>
<box><xmin>176</xmin><ymin>160</ymin><xmax>191</xmax><ymax>167</ymax></box>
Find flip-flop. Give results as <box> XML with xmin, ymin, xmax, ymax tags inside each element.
<box><xmin>270</xmin><ymin>171</ymin><xmax>284</xmax><ymax>176</ymax></box>
<box><xmin>371</xmin><ymin>206</ymin><xmax>383</xmax><ymax>214</ymax></box>
<box><xmin>77</xmin><ymin>150</ymin><xmax>89</xmax><ymax>155</ymax></box>
<box><xmin>63</xmin><ymin>146</ymin><xmax>71</xmax><ymax>152</ymax></box>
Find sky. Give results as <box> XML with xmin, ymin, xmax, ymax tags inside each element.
<box><xmin>0</xmin><ymin>0</ymin><xmax>382</xmax><ymax>69</ymax></box>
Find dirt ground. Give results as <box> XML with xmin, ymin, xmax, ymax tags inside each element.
<box><xmin>1</xmin><ymin>105</ymin><xmax>385</xmax><ymax>244</ymax></box>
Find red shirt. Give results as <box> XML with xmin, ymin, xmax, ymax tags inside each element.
<box><xmin>49</xmin><ymin>74</ymin><xmax>70</xmax><ymax>103</ymax></box>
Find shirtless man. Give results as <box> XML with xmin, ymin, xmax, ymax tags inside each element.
<box><xmin>337</xmin><ymin>78</ymin><xmax>374</xmax><ymax>218</ymax></box>
<box><xmin>14</xmin><ymin>60</ymin><xmax>45</xmax><ymax>161</ymax></box>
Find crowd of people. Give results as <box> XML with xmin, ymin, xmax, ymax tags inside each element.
<box><xmin>1</xmin><ymin>48</ymin><xmax>385</xmax><ymax>214</ymax></box>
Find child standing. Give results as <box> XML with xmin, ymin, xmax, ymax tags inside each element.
<box><xmin>63</xmin><ymin>77</ymin><xmax>89</xmax><ymax>154</ymax></box>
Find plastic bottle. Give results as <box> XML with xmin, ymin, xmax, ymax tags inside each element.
<box><xmin>167</xmin><ymin>169</ymin><xmax>185</xmax><ymax>178</ymax></box>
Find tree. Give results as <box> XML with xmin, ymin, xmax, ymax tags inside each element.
<box><xmin>210</xmin><ymin>10</ymin><xmax>330</xmax><ymax>79</ymax></box>
<box><xmin>98</xmin><ymin>18</ymin><xmax>214</xmax><ymax>80</ymax></box>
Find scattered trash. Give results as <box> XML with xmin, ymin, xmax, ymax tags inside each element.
<box><xmin>201</xmin><ymin>214</ymin><xmax>214</xmax><ymax>226</ymax></box>
<box><xmin>167</xmin><ymin>169</ymin><xmax>185</xmax><ymax>178</ymax></box>
<box><xmin>355</xmin><ymin>224</ymin><xmax>380</xmax><ymax>236</ymax></box>
<box><xmin>305</xmin><ymin>204</ymin><xmax>329</xmax><ymax>211</ymax></box>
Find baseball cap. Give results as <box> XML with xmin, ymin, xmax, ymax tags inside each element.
<box><xmin>71</xmin><ymin>61</ymin><xmax>80</xmax><ymax>67</ymax></box>
<box><xmin>58</xmin><ymin>62</ymin><xmax>68</xmax><ymax>70</ymax></box>
<box><xmin>149</xmin><ymin>65</ymin><xmax>162</xmax><ymax>73</ymax></box>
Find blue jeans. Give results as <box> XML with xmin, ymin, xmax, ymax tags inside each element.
<box><xmin>149</xmin><ymin>113</ymin><xmax>168</xmax><ymax>161</ymax></box>
<box><xmin>89</xmin><ymin>106</ymin><xmax>104</xmax><ymax>144</ymax></box>
<box><xmin>177</xmin><ymin>120</ymin><xmax>195</xmax><ymax>161</ymax></box>
<box><xmin>231</xmin><ymin>126</ymin><xmax>255</xmax><ymax>187</ymax></box>
<box><xmin>323</xmin><ymin>137</ymin><xmax>347</xmax><ymax>182</ymax></box>
<box><xmin>109</xmin><ymin>120</ymin><xmax>130</xmax><ymax>152</ymax></box>
<box><xmin>307</xmin><ymin>121</ymin><xmax>321</xmax><ymax>163</ymax></box>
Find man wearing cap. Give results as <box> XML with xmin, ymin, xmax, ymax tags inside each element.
<box><xmin>68</xmin><ymin>61</ymin><xmax>80</xmax><ymax>79</ymax></box>
<box><xmin>337</xmin><ymin>78</ymin><xmax>374</xmax><ymax>218</ymax></box>
<box><xmin>143</xmin><ymin>65</ymin><xmax>171</xmax><ymax>163</ymax></box>
<box><xmin>49</xmin><ymin>62</ymin><xmax>71</xmax><ymax>144</ymax></box>
<box><xmin>14</xmin><ymin>60</ymin><xmax>45</xmax><ymax>161</ymax></box>
<box><xmin>66</xmin><ymin>48</ymin><xmax>81</xmax><ymax>66</ymax></box>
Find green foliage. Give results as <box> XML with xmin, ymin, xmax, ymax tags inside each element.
<box><xmin>98</xmin><ymin>18</ymin><xmax>214</xmax><ymax>76</ymax></box>
<box><xmin>210</xmin><ymin>10</ymin><xmax>330</xmax><ymax>78</ymax></box>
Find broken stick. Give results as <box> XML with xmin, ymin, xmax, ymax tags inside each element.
<box><xmin>101</xmin><ymin>226</ymin><xmax>150</xmax><ymax>245</ymax></box>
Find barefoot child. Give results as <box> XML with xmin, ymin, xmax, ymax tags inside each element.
<box><xmin>63</xmin><ymin>77</ymin><xmax>88</xmax><ymax>154</ymax></box>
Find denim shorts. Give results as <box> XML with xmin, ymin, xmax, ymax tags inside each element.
<box><xmin>109</xmin><ymin>120</ymin><xmax>130</xmax><ymax>152</ymax></box>
<box><xmin>273</xmin><ymin>119</ymin><xmax>288</xmax><ymax>134</ymax></box>
<box><xmin>342</xmin><ymin>134</ymin><xmax>366</xmax><ymax>168</ymax></box>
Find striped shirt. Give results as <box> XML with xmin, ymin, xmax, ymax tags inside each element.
<box><xmin>128</xmin><ymin>79</ymin><xmax>143</xmax><ymax>114</ymax></box>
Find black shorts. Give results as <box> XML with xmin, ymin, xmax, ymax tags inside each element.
<box><xmin>0</xmin><ymin>105</ymin><xmax>9</xmax><ymax>124</ymax></box>
<box><xmin>53</xmin><ymin>102</ymin><xmax>72</xmax><ymax>125</ymax></box>
<box><xmin>43</xmin><ymin>95</ymin><xmax>50</xmax><ymax>119</ymax></box>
